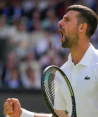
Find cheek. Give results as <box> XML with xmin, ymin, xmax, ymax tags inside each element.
<box><xmin>69</xmin><ymin>27</ymin><xmax>78</xmax><ymax>36</ymax></box>
<box><xmin>63</xmin><ymin>25</ymin><xmax>76</xmax><ymax>37</ymax></box>
<box><xmin>64</xmin><ymin>26</ymin><xmax>72</xmax><ymax>35</ymax></box>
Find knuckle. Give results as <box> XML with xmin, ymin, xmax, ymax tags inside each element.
<box><xmin>4</xmin><ymin>103</ymin><xmax>9</xmax><ymax>108</ymax></box>
<box><xmin>11</xmin><ymin>98</ymin><xmax>19</xmax><ymax>102</ymax></box>
<box><xmin>6</xmin><ymin>98</ymin><xmax>11</xmax><ymax>101</ymax></box>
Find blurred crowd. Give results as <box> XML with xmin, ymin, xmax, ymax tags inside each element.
<box><xmin>0</xmin><ymin>0</ymin><xmax>98</xmax><ymax>89</ymax></box>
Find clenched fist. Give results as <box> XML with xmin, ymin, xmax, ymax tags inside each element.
<box><xmin>4</xmin><ymin>98</ymin><xmax>22</xmax><ymax>117</ymax></box>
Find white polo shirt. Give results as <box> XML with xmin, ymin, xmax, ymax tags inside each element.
<box><xmin>55</xmin><ymin>44</ymin><xmax>98</xmax><ymax>117</ymax></box>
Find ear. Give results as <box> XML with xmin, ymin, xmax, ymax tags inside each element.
<box><xmin>78</xmin><ymin>23</ymin><xmax>87</xmax><ymax>33</ymax></box>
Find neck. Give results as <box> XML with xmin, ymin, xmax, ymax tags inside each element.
<box><xmin>70</xmin><ymin>41</ymin><xmax>90</xmax><ymax>65</ymax></box>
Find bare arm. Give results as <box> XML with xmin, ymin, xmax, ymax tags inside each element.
<box><xmin>33</xmin><ymin>112</ymin><xmax>53</xmax><ymax>117</ymax></box>
<box><xmin>4</xmin><ymin>98</ymin><xmax>53</xmax><ymax>117</ymax></box>
<box><xmin>32</xmin><ymin>109</ymin><xmax>69</xmax><ymax>117</ymax></box>
<box><xmin>4</xmin><ymin>98</ymin><xmax>69</xmax><ymax>117</ymax></box>
<box><xmin>54</xmin><ymin>109</ymin><xmax>69</xmax><ymax>117</ymax></box>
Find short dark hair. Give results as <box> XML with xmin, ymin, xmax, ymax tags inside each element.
<box><xmin>67</xmin><ymin>5</ymin><xmax>98</xmax><ymax>37</ymax></box>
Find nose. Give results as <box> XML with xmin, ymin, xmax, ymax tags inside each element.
<box><xmin>58</xmin><ymin>19</ymin><xmax>63</xmax><ymax>28</ymax></box>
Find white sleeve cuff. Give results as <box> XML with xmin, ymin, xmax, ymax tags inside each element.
<box><xmin>20</xmin><ymin>108</ymin><xmax>34</xmax><ymax>117</ymax></box>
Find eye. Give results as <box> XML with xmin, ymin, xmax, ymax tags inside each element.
<box><xmin>65</xmin><ymin>18</ymin><xmax>69</xmax><ymax>21</ymax></box>
<box><xmin>63</xmin><ymin>17</ymin><xmax>70</xmax><ymax>22</ymax></box>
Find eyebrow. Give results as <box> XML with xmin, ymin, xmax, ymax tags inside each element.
<box><xmin>63</xmin><ymin>15</ymin><xmax>71</xmax><ymax>20</ymax></box>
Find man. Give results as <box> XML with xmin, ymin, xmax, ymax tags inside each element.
<box><xmin>4</xmin><ymin>5</ymin><xmax>98</xmax><ymax>117</ymax></box>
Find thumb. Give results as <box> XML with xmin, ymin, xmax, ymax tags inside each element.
<box><xmin>10</xmin><ymin>98</ymin><xmax>21</xmax><ymax>106</ymax></box>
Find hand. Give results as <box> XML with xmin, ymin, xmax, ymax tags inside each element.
<box><xmin>4</xmin><ymin>98</ymin><xmax>22</xmax><ymax>117</ymax></box>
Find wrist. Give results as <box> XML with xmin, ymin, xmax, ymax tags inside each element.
<box><xmin>20</xmin><ymin>108</ymin><xmax>34</xmax><ymax>117</ymax></box>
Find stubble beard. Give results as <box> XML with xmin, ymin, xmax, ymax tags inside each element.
<box><xmin>62</xmin><ymin>30</ymin><xmax>79</xmax><ymax>49</ymax></box>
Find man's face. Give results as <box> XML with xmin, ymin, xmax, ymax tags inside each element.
<box><xmin>58</xmin><ymin>10</ymin><xmax>79</xmax><ymax>48</ymax></box>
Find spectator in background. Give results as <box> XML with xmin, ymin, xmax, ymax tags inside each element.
<box><xmin>20</xmin><ymin>50</ymin><xmax>41</xmax><ymax>89</ymax></box>
<box><xmin>27</xmin><ymin>9</ymin><xmax>41</xmax><ymax>31</ymax></box>
<box><xmin>39</xmin><ymin>41</ymin><xmax>65</xmax><ymax>71</ymax></box>
<box><xmin>42</xmin><ymin>8</ymin><xmax>59</xmax><ymax>32</ymax></box>
<box><xmin>44</xmin><ymin>29</ymin><xmax>61</xmax><ymax>51</ymax></box>
<box><xmin>40</xmin><ymin>0</ymin><xmax>58</xmax><ymax>21</ymax></box>
<box><xmin>39</xmin><ymin>52</ymin><xmax>50</xmax><ymax>71</ymax></box>
<box><xmin>30</xmin><ymin>18</ymin><xmax>46</xmax><ymax>54</ymax></box>
<box><xmin>35</xmin><ymin>32</ymin><xmax>50</xmax><ymax>58</ymax></box>
<box><xmin>21</xmin><ymin>66</ymin><xmax>41</xmax><ymax>89</ymax></box>
<box><xmin>9</xmin><ymin>17</ymin><xmax>30</xmax><ymax>60</ymax></box>
<box><xmin>8</xmin><ymin>18</ymin><xmax>20</xmax><ymax>41</ymax></box>
<box><xmin>0</xmin><ymin>0</ymin><xmax>10</xmax><ymax>17</ymax></box>
<box><xmin>1</xmin><ymin>51</ymin><xmax>22</xmax><ymax>89</ymax></box>
<box><xmin>22</xmin><ymin>0</ymin><xmax>35</xmax><ymax>18</ymax></box>
<box><xmin>0</xmin><ymin>15</ymin><xmax>10</xmax><ymax>39</ymax></box>
<box><xmin>20</xmin><ymin>50</ymin><xmax>41</xmax><ymax>75</ymax></box>
<box><xmin>5</xmin><ymin>67</ymin><xmax>22</xmax><ymax>89</ymax></box>
<box><xmin>37</xmin><ymin>0</ymin><xmax>49</xmax><ymax>12</ymax></box>
<box><xmin>9</xmin><ymin>0</ymin><xmax>24</xmax><ymax>19</ymax></box>
<box><xmin>47</xmin><ymin>42</ymin><xmax>65</xmax><ymax>66</ymax></box>
<box><xmin>35</xmin><ymin>28</ymin><xmax>62</xmax><ymax>59</ymax></box>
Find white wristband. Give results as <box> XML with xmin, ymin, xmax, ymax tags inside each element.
<box><xmin>20</xmin><ymin>108</ymin><xmax>34</xmax><ymax>117</ymax></box>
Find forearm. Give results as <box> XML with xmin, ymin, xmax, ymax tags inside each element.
<box><xmin>33</xmin><ymin>112</ymin><xmax>53</xmax><ymax>117</ymax></box>
<box><xmin>20</xmin><ymin>108</ymin><xmax>53</xmax><ymax>117</ymax></box>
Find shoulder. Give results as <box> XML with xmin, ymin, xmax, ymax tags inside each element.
<box><xmin>92</xmin><ymin>48</ymin><xmax>98</xmax><ymax>62</ymax></box>
<box><xmin>94</xmin><ymin>48</ymin><xmax>98</xmax><ymax>55</ymax></box>
<box><xmin>60</xmin><ymin>53</ymin><xmax>71</xmax><ymax>70</ymax></box>
<box><xmin>93</xmin><ymin>47</ymin><xmax>98</xmax><ymax>55</ymax></box>
<box><xmin>60</xmin><ymin>61</ymin><xmax>69</xmax><ymax>71</ymax></box>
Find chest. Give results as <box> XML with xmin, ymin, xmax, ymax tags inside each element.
<box><xmin>62</xmin><ymin>65</ymin><xmax>98</xmax><ymax>97</ymax></box>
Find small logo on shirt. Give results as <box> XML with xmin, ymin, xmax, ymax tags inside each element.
<box><xmin>85</xmin><ymin>76</ymin><xmax>90</xmax><ymax>80</ymax></box>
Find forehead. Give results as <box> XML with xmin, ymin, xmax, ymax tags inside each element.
<box><xmin>63</xmin><ymin>10</ymin><xmax>80</xmax><ymax>19</ymax></box>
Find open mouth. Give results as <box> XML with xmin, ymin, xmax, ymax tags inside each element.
<box><xmin>58</xmin><ymin>29</ymin><xmax>63</xmax><ymax>41</ymax></box>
